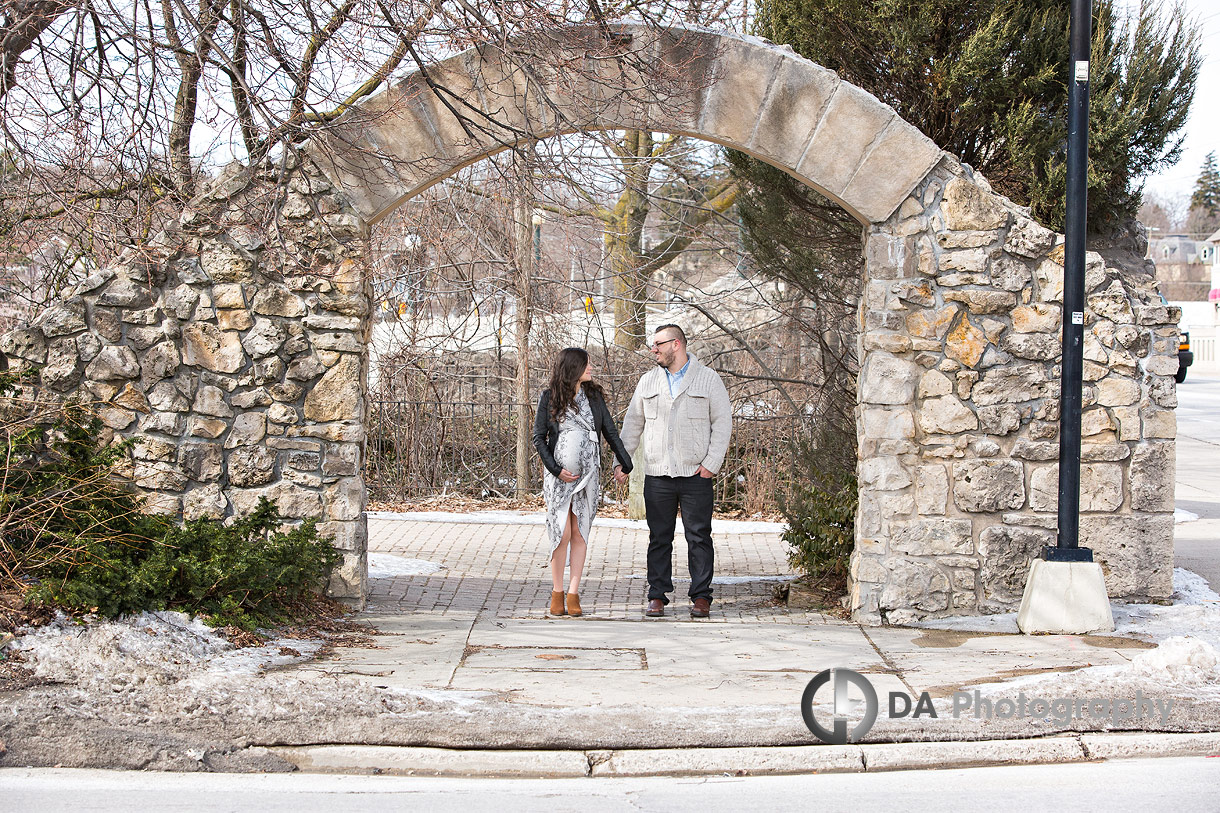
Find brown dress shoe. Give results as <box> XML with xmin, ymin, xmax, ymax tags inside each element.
<box><xmin>691</xmin><ymin>598</ymin><xmax>711</xmax><ymax>618</ymax></box>
<box><xmin>566</xmin><ymin>593</ymin><xmax>582</xmax><ymax>617</ymax></box>
<box><xmin>645</xmin><ymin>599</ymin><xmax>665</xmax><ymax>617</ymax></box>
<box><xmin>550</xmin><ymin>591</ymin><xmax>566</xmax><ymax>616</ymax></box>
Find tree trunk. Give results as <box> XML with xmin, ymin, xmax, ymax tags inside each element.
<box><xmin>512</xmin><ymin>161</ymin><xmax>534</xmax><ymax>496</ymax></box>
<box><xmin>609</xmin><ymin>130</ymin><xmax>652</xmax><ymax>350</ymax></box>
<box><xmin>611</xmin><ymin>233</ymin><xmax>649</xmax><ymax>349</ymax></box>
<box><xmin>0</xmin><ymin>0</ymin><xmax>74</xmax><ymax>101</ymax></box>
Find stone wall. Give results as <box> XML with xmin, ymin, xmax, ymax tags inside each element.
<box><xmin>0</xmin><ymin>24</ymin><xmax>1182</xmax><ymax>623</ymax></box>
<box><xmin>852</xmin><ymin>157</ymin><xmax>1179</xmax><ymax>624</ymax></box>
<box><xmin>0</xmin><ymin>159</ymin><xmax>372</xmax><ymax>604</ymax></box>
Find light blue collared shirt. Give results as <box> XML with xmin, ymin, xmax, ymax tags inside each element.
<box><xmin>665</xmin><ymin>357</ymin><xmax>692</xmax><ymax>398</ymax></box>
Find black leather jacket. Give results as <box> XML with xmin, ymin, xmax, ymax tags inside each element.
<box><xmin>533</xmin><ymin>387</ymin><xmax>633</xmax><ymax>478</ymax></box>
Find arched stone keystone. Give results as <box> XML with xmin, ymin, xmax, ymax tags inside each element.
<box><xmin>309</xmin><ymin>25</ymin><xmax>944</xmax><ymax>226</ymax></box>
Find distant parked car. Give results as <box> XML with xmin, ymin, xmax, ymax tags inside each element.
<box><xmin>1178</xmin><ymin>330</ymin><xmax>1193</xmax><ymax>383</ymax></box>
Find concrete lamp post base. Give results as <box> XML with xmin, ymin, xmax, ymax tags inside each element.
<box><xmin>1017</xmin><ymin>559</ymin><xmax>1115</xmax><ymax>635</ymax></box>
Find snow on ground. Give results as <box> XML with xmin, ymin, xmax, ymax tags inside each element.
<box><xmin>914</xmin><ymin>568</ymin><xmax>1220</xmax><ymax>644</ymax></box>
<box><xmin>1176</xmin><ymin>508</ymin><xmax>1200</xmax><ymax>523</ymax></box>
<box><xmin>967</xmin><ymin>635</ymin><xmax>1220</xmax><ymax>715</ymax></box>
<box><xmin>13</xmin><ymin>611</ymin><xmax>231</xmax><ymax>689</ymax></box>
<box><xmin>368</xmin><ymin>553</ymin><xmax>447</xmax><ymax>578</ymax></box>
<box><xmin>6</xmin><ymin>610</ymin><xmax>472</xmax><ymax>723</ymax></box>
<box><xmin>11</xmin><ymin>610</ymin><xmax>326</xmax><ymax>693</ymax></box>
<box><xmin>1109</xmin><ymin>569</ymin><xmax>1220</xmax><ymax>648</ymax></box>
<box><xmin>923</xmin><ymin>569</ymin><xmax>1220</xmax><ymax>702</ymax></box>
<box><xmin>368</xmin><ymin>510</ymin><xmax>787</xmax><ymax>534</ymax></box>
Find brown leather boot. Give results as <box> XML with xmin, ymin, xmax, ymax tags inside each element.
<box><xmin>566</xmin><ymin>593</ymin><xmax>582</xmax><ymax>617</ymax></box>
<box><xmin>550</xmin><ymin>591</ymin><xmax>566</xmax><ymax>616</ymax></box>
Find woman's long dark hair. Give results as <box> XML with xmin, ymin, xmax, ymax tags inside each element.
<box><xmin>547</xmin><ymin>347</ymin><xmax>605</xmax><ymax>422</ymax></box>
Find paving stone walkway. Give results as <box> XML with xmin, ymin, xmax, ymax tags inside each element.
<box><xmin>366</xmin><ymin>515</ymin><xmax>834</xmax><ymax>623</ymax></box>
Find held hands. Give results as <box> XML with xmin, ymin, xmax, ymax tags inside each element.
<box><xmin>613</xmin><ymin>465</ymin><xmax>628</xmax><ymax>484</ymax></box>
<box><xmin>559</xmin><ymin>468</ymin><xmax>580</xmax><ymax>483</ymax></box>
<box><xmin>696</xmin><ymin>465</ymin><xmax>715</xmax><ymax>479</ymax></box>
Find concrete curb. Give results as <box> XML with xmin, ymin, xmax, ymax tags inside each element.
<box><xmin>273</xmin><ymin>746</ymin><xmax>593</xmax><ymax>778</ymax></box>
<box><xmin>268</xmin><ymin>733</ymin><xmax>1220</xmax><ymax>779</ymax></box>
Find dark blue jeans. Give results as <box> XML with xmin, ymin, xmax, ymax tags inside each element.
<box><xmin>644</xmin><ymin>474</ymin><xmax>715</xmax><ymax>605</ymax></box>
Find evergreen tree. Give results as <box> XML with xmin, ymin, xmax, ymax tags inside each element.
<box><xmin>749</xmin><ymin>0</ymin><xmax>1202</xmax><ymax>233</ymax></box>
<box><xmin>1190</xmin><ymin>151</ymin><xmax>1220</xmax><ymax>219</ymax></box>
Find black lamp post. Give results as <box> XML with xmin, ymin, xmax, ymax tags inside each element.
<box><xmin>1048</xmin><ymin>0</ymin><xmax>1095</xmax><ymax>564</ymax></box>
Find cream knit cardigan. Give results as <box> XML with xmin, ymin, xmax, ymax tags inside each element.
<box><xmin>619</xmin><ymin>353</ymin><xmax>733</xmax><ymax>478</ymax></box>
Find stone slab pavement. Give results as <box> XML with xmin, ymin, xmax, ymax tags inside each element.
<box><xmin>293</xmin><ymin>513</ymin><xmax>1170</xmax><ymax>751</ymax></box>
<box><xmin>286</xmin><ymin>373</ymin><xmax>1220</xmax><ymax>777</ymax></box>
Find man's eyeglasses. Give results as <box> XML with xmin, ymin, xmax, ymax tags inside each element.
<box><xmin>650</xmin><ymin>338</ymin><xmax>679</xmax><ymax>351</ymax></box>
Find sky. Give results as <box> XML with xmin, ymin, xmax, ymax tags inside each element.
<box><xmin>1140</xmin><ymin>0</ymin><xmax>1220</xmax><ymax>203</ymax></box>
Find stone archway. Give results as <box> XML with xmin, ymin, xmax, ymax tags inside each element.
<box><xmin>0</xmin><ymin>25</ymin><xmax>1180</xmax><ymax>623</ymax></box>
<box><xmin>310</xmin><ymin>27</ymin><xmax>945</xmax><ymax>228</ymax></box>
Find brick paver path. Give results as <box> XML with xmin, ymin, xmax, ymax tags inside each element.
<box><xmin>367</xmin><ymin>515</ymin><xmax>826</xmax><ymax>622</ymax></box>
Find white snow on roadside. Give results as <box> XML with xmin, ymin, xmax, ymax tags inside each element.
<box><xmin>1107</xmin><ymin>569</ymin><xmax>1220</xmax><ymax>649</ymax></box>
<box><xmin>1172</xmin><ymin>567</ymin><xmax>1220</xmax><ymax>604</ymax></box>
<box><xmin>368</xmin><ymin>553</ymin><xmax>446</xmax><ymax>579</ymax></box>
<box><xmin>946</xmin><ymin>569</ymin><xmax>1220</xmax><ymax>701</ymax></box>
<box><xmin>368</xmin><ymin>510</ymin><xmax>787</xmax><ymax>534</ymax></box>
<box><xmin>13</xmin><ymin>611</ymin><xmax>231</xmax><ymax>688</ymax></box>
<box><xmin>7</xmin><ymin>610</ymin><xmax>475</xmax><ymax>725</ymax></box>
<box><xmin>1175</xmin><ymin>508</ymin><xmax>1199</xmax><ymax>523</ymax></box>
<box><xmin>11</xmin><ymin>610</ymin><xmax>329</xmax><ymax>691</ymax></box>
<box><xmin>971</xmin><ymin>636</ymin><xmax>1220</xmax><ymax>707</ymax></box>
<box><xmin>914</xmin><ymin>568</ymin><xmax>1220</xmax><ymax>644</ymax></box>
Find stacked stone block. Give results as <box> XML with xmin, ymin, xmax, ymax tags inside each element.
<box><xmin>852</xmin><ymin>159</ymin><xmax>1178</xmax><ymax>624</ymax></box>
<box><xmin>0</xmin><ymin>159</ymin><xmax>372</xmax><ymax>604</ymax></box>
<box><xmin>0</xmin><ymin>25</ymin><xmax>1179</xmax><ymax>623</ymax></box>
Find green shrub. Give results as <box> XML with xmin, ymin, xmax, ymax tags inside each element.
<box><xmin>1</xmin><ymin>371</ymin><xmax>341</xmax><ymax>629</ymax></box>
<box><xmin>0</xmin><ymin>374</ymin><xmax>168</xmax><ymax>583</ymax></box>
<box><xmin>35</xmin><ymin>499</ymin><xmax>341</xmax><ymax>629</ymax></box>
<box><xmin>781</xmin><ymin>470</ymin><xmax>857</xmax><ymax>583</ymax></box>
<box><xmin>779</xmin><ymin>420</ymin><xmax>858</xmax><ymax>583</ymax></box>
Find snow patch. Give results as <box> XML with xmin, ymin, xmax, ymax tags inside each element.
<box><xmin>1122</xmin><ymin>636</ymin><xmax>1220</xmax><ymax>686</ymax></box>
<box><xmin>369</xmin><ymin>553</ymin><xmax>446</xmax><ymax>579</ymax></box>
<box><xmin>1175</xmin><ymin>508</ymin><xmax>1199</xmax><ymax>524</ymax></box>
<box><xmin>976</xmin><ymin>635</ymin><xmax>1220</xmax><ymax>704</ymax></box>
<box><xmin>941</xmin><ymin>570</ymin><xmax>1220</xmax><ymax>699</ymax></box>
<box><xmin>914</xmin><ymin>568</ymin><xmax>1220</xmax><ymax>643</ymax></box>
<box><xmin>1106</xmin><ymin>568</ymin><xmax>1220</xmax><ymax>650</ymax></box>
<box><xmin>10</xmin><ymin>610</ymin><xmax>481</xmax><ymax>724</ymax></box>
<box><xmin>14</xmin><ymin>611</ymin><xmax>232</xmax><ymax>689</ymax></box>
<box><xmin>11</xmin><ymin>610</ymin><xmax>333</xmax><ymax>692</ymax></box>
<box><xmin>1169</xmin><ymin>567</ymin><xmax>1220</xmax><ymax>605</ymax></box>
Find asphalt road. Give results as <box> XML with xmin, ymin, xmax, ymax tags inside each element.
<box><xmin>3</xmin><ymin>758</ymin><xmax>1219</xmax><ymax>812</ymax></box>
<box><xmin>1172</xmin><ymin>372</ymin><xmax>1220</xmax><ymax>589</ymax></box>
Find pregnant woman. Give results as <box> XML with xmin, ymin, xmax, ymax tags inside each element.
<box><xmin>532</xmin><ymin>347</ymin><xmax>633</xmax><ymax>617</ymax></box>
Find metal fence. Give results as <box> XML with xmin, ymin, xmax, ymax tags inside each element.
<box><xmin>1193</xmin><ymin>335</ymin><xmax>1218</xmax><ymax>370</ymax></box>
<box><xmin>364</xmin><ymin>399</ymin><xmax>807</xmax><ymax>513</ymax></box>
